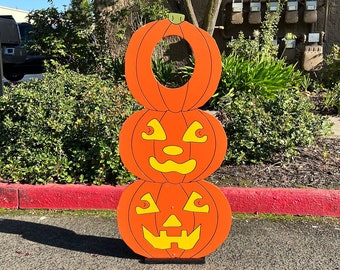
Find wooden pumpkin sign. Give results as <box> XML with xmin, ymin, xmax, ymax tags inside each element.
<box><xmin>117</xmin><ymin>180</ymin><xmax>232</xmax><ymax>259</ymax></box>
<box><xmin>118</xmin><ymin>13</ymin><xmax>232</xmax><ymax>262</ymax></box>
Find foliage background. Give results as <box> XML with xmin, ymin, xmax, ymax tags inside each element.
<box><xmin>0</xmin><ymin>67</ymin><xmax>140</xmax><ymax>185</ymax></box>
<box><xmin>0</xmin><ymin>0</ymin><xmax>335</xmax><ymax>184</ymax></box>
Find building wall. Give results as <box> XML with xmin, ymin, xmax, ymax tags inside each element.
<box><xmin>314</xmin><ymin>0</ymin><xmax>340</xmax><ymax>53</ymax></box>
<box><xmin>167</xmin><ymin>0</ymin><xmax>338</xmax><ymax>70</ymax></box>
<box><xmin>0</xmin><ymin>6</ymin><xmax>29</xmax><ymax>23</ymax></box>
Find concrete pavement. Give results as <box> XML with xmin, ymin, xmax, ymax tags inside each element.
<box><xmin>0</xmin><ymin>212</ymin><xmax>339</xmax><ymax>270</ymax></box>
<box><xmin>329</xmin><ymin>116</ymin><xmax>340</xmax><ymax>137</ymax></box>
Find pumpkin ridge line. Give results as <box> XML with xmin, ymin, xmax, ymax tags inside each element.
<box><xmin>176</xmin><ymin>25</ymin><xmax>186</xmax><ymax>112</ymax></box>
<box><xmin>131</xmin><ymin>111</ymin><xmax>149</xmax><ymax>180</ymax></box>
<box><xmin>158</xmin><ymin>22</ymin><xmax>182</xmax><ymax>112</ymax></box>
<box><xmin>194</xmin><ymin>110</ymin><xmax>219</xmax><ymax>180</ymax></box>
<box><xmin>192</xmin><ymin>181</ymin><xmax>219</xmax><ymax>258</ymax></box>
<box><xmin>155</xmin><ymin>112</ymin><xmax>170</xmax><ymax>183</ymax></box>
<box><xmin>154</xmin><ymin>182</ymin><xmax>164</xmax><ymax>238</ymax></box>
<box><xmin>135</xmin><ymin>21</ymin><xmax>163</xmax><ymax>110</ymax></box>
<box><xmin>203</xmin><ymin>110</ymin><xmax>223</xmax><ymax>175</ymax></box>
<box><xmin>119</xmin><ymin>112</ymin><xmax>145</xmax><ymax>180</ymax></box>
<box><xmin>178</xmin><ymin>183</ymin><xmax>197</xmax><ymax>258</ymax></box>
<box><xmin>180</xmin><ymin>23</ymin><xmax>200</xmax><ymax>111</ymax></box>
<box><xmin>181</xmin><ymin>111</ymin><xmax>192</xmax><ymax>183</ymax></box>
<box><xmin>131</xmin><ymin>110</ymin><xmax>158</xmax><ymax>181</ymax></box>
<box><xmin>189</xmin><ymin>29</ymin><xmax>214</xmax><ymax>110</ymax></box>
<box><xmin>128</xmin><ymin>180</ymin><xmax>153</xmax><ymax>258</ymax></box>
<box><xmin>181</xmin><ymin>110</ymin><xmax>216</xmax><ymax>182</ymax></box>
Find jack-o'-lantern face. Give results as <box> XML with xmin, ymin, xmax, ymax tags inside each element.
<box><xmin>119</xmin><ymin>109</ymin><xmax>227</xmax><ymax>183</ymax></box>
<box><xmin>117</xmin><ymin>180</ymin><xmax>232</xmax><ymax>259</ymax></box>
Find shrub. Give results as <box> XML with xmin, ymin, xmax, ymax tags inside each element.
<box><xmin>0</xmin><ymin>67</ymin><xmax>141</xmax><ymax>185</ymax></box>
<box><xmin>28</xmin><ymin>0</ymin><xmax>99</xmax><ymax>74</ymax></box>
<box><xmin>321</xmin><ymin>44</ymin><xmax>340</xmax><ymax>88</ymax></box>
<box><xmin>217</xmin><ymin>89</ymin><xmax>330</xmax><ymax>164</ymax></box>
<box><xmin>320</xmin><ymin>45</ymin><xmax>340</xmax><ymax>114</ymax></box>
<box><xmin>211</xmin><ymin>52</ymin><xmax>302</xmax><ymax>106</ymax></box>
<box><xmin>324</xmin><ymin>82</ymin><xmax>340</xmax><ymax>114</ymax></box>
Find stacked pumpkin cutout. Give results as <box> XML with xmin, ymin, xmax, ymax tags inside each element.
<box><xmin>117</xmin><ymin>13</ymin><xmax>232</xmax><ymax>261</ymax></box>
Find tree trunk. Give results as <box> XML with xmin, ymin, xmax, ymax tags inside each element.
<box><xmin>202</xmin><ymin>0</ymin><xmax>222</xmax><ymax>35</ymax></box>
<box><xmin>183</xmin><ymin>0</ymin><xmax>199</xmax><ymax>27</ymax></box>
<box><xmin>182</xmin><ymin>0</ymin><xmax>222</xmax><ymax>36</ymax></box>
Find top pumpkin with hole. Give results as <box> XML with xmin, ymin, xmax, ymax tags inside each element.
<box><xmin>125</xmin><ymin>13</ymin><xmax>222</xmax><ymax>112</ymax></box>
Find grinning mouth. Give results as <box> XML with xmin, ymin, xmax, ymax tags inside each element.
<box><xmin>149</xmin><ymin>157</ymin><xmax>196</xmax><ymax>174</ymax></box>
<box><xmin>142</xmin><ymin>226</ymin><xmax>201</xmax><ymax>250</ymax></box>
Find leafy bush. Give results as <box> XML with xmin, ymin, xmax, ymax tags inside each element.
<box><xmin>28</xmin><ymin>0</ymin><xmax>99</xmax><ymax>74</ymax></box>
<box><xmin>321</xmin><ymin>44</ymin><xmax>340</xmax><ymax>88</ymax></box>
<box><xmin>215</xmin><ymin>49</ymin><xmax>330</xmax><ymax>164</ymax></box>
<box><xmin>324</xmin><ymin>82</ymin><xmax>340</xmax><ymax>114</ymax></box>
<box><xmin>320</xmin><ymin>45</ymin><xmax>340</xmax><ymax>114</ymax></box>
<box><xmin>0</xmin><ymin>67</ymin><xmax>141</xmax><ymax>185</ymax></box>
<box><xmin>211</xmin><ymin>52</ymin><xmax>302</xmax><ymax>105</ymax></box>
<box><xmin>217</xmin><ymin>90</ymin><xmax>329</xmax><ymax>164</ymax></box>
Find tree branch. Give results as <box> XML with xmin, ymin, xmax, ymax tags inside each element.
<box><xmin>183</xmin><ymin>0</ymin><xmax>199</xmax><ymax>27</ymax></box>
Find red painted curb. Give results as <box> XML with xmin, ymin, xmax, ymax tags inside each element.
<box><xmin>0</xmin><ymin>183</ymin><xmax>339</xmax><ymax>217</ymax></box>
<box><xmin>0</xmin><ymin>185</ymin><xmax>18</xmax><ymax>209</ymax></box>
<box><xmin>221</xmin><ymin>187</ymin><xmax>340</xmax><ymax>217</ymax></box>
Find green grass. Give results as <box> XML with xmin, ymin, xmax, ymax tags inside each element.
<box><xmin>0</xmin><ymin>209</ymin><xmax>116</xmax><ymax>218</ymax></box>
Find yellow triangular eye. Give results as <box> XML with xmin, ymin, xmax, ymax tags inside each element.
<box><xmin>142</xmin><ymin>119</ymin><xmax>166</xmax><ymax>141</ymax></box>
<box><xmin>183</xmin><ymin>192</ymin><xmax>209</xmax><ymax>213</ymax></box>
<box><xmin>183</xmin><ymin>121</ymin><xmax>207</xmax><ymax>143</ymax></box>
<box><xmin>136</xmin><ymin>193</ymin><xmax>160</xmax><ymax>214</ymax></box>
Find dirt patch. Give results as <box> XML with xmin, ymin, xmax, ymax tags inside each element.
<box><xmin>209</xmin><ymin>137</ymin><xmax>340</xmax><ymax>189</ymax></box>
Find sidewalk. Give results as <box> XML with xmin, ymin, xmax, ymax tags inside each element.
<box><xmin>0</xmin><ymin>117</ymin><xmax>339</xmax><ymax>217</ymax></box>
<box><xmin>329</xmin><ymin>115</ymin><xmax>340</xmax><ymax>137</ymax></box>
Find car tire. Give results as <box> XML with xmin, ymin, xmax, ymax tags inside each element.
<box><xmin>4</xmin><ymin>72</ymin><xmax>25</xmax><ymax>82</ymax></box>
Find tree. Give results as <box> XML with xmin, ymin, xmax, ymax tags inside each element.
<box><xmin>183</xmin><ymin>0</ymin><xmax>222</xmax><ymax>36</ymax></box>
<box><xmin>93</xmin><ymin>0</ymin><xmax>169</xmax><ymax>58</ymax></box>
<box><xmin>28</xmin><ymin>0</ymin><xmax>98</xmax><ymax>74</ymax></box>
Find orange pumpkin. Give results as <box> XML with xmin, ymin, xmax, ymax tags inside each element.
<box><xmin>117</xmin><ymin>180</ymin><xmax>232</xmax><ymax>259</ymax></box>
<box><xmin>125</xmin><ymin>15</ymin><xmax>222</xmax><ymax>112</ymax></box>
<box><xmin>119</xmin><ymin>109</ymin><xmax>227</xmax><ymax>183</ymax></box>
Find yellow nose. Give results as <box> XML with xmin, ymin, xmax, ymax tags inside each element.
<box><xmin>163</xmin><ymin>214</ymin><xmax>182</xmax><ymax>227</ymax></box>
<box><xmin>163</xmin><ymin>146</ymin><xmax>183</xmax><ymax>156</ymax></box>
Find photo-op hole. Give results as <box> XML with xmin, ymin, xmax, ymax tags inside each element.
<box><xmin>152</xmin><ymin>36</ymin><xmax>194</xmax><ymax>88</ymax></box>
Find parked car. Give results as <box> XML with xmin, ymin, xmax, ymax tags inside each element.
<box><xmin>0</xmin><ymin>15</ymin><xmax>26</xmax><ymax>68</ymax></box>
<box><xmin>1</xmin><ymin>16</ymin><xmax>45</xmax><ymax>82</ymax></box>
